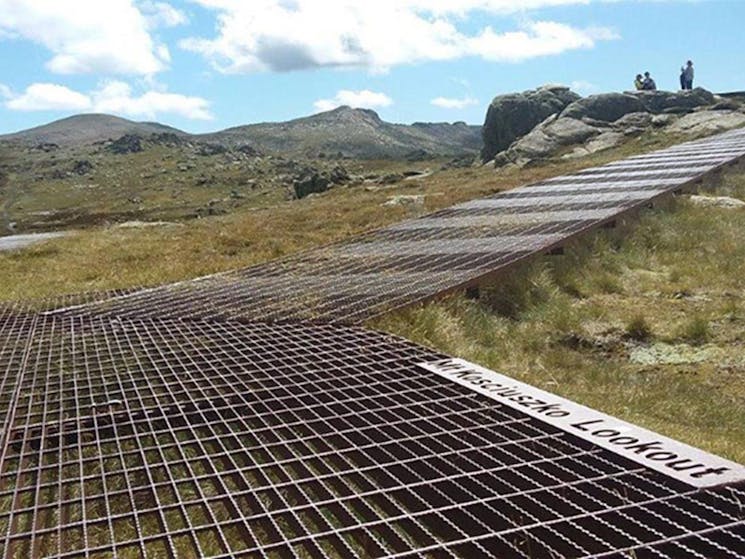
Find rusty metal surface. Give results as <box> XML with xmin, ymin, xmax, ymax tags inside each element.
<box><xmin>52</xmin><ymin>128</ymin><xmax>745</xmax><ymax>325</ymax></box>
<box><xmin>1</xmin><ymin>314</ymin><xmax>744</xmax><ymax>558</ymax></box>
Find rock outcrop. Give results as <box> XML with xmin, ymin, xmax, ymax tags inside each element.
<box><xmin>107</xmin><ymin>134</ymin><xmax>143</xmax><ymax>154</ymax></box>
<box><xmin>481</xmin><ymin>85</ymin><xmax>580</xmax><ymax>163</ymax></box>
<box><xmin>667</xmin><ymin>110</ymin><xmax>745</xmax><ymax>135</ymax></box>
<box><xmin>487</xmin><ymin>86</ymin><xmax>745</xmax><ymax>168</ymax></box>
<box><xmin>561</xmin><ymin>93</ymin><xmax>645</xmax><ymax>122</ymax></box>
<box><xmin>292</xmin><ymin>164</ymin><xmax>351</xmax><ymax>199</ymax></box>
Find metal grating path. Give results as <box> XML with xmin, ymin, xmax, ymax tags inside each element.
<box><xmin>50</xmin><ymin>128</ymin><xmax>745</xmax><ymax>325</ymax></box>
<box><xmin>1</xmin><ymin>314</ymin><xmax>744</xmax><ymax>558</ymax></box>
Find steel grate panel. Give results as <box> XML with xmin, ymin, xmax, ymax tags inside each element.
<box><xmin>50</xmin><ymin>128</ymin><xmax>745</xmax><ymax>325</ymax></box>
<box><xmin>1</xmin><ymin>315</ymin><xmax>744</xmax><ymax>558</ymax></box>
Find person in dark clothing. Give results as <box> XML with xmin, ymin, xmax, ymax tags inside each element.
<box><xmin>642</xmin><ymin>72</ymin><xmax>657</xmax><ymax>91</ymax></box>
<box><xmin>682</xmin><ymin>61</ymin><xmax>694</xmax><ymax>90</ymax></box>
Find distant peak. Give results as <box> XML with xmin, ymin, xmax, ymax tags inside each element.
<box><xmin>319</xmin><ymin>105</ymin><xmax>382</xmax><ymax>123</ymax></box>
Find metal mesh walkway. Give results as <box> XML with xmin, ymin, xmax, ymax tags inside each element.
<box><xmin>3</xmin><ymin>128</ymin><xmax>745</xmax><ymax>558</ymax></box>
<box><xmin>1</xmin><ymin>314</ymin><xmax>744</xmax><ymax>558</ymax></box>
<box><xmin>51</xmin><ymin>128</ymin><xmax>745</xmax><ymax>325</ymax></box>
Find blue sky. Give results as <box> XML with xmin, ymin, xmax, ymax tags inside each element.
<box><xmin>0</xmin><ymin>0</ymin><xmax>743</xmax><ymax>134</ymax></box>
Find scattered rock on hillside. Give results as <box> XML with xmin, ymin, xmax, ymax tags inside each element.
<box><xmin>292</xmin><ymin>164</ymin><xmax>351</xmax><ymax>199</ymax></box>
<box><xmin>235</xmin><ymin>144</ymin><xmax>259</xmax><ymax>157</ymax></box>
<box><xmin>293</xmin><ymin>173</ymin><xmax>331</xmax><ymax>199</ymax></box>
<box><xmin>33</xmin><ymin>142</ymin><xmax>59</xmax><ymax>152</ymax></box>
<box><xmin>196</xmin><ymin>143</ymin><xmax>228</xmax><ymax>156</ymax></box>
<box><xmin>689</xmin><ymin>195</ymin><xmax>745</xmax><ymax>208</ymax></box>
<box><xmin>107</xmin><ymin>134</ymin><xmax>143</xmax><ymax>154</ymax></box>
<box><xmin>383</xmin><ymin>195</ymin><xmax>425</xmax><ymax>208</ymax></box>
<box><xmin>441</xmin><ymin>155</ymin><xmax>475</xmax><ymax>170</ymax></box>
<box><xmin>667</xmin><ymin>110</ymin><xmax>745</xmax><ymax>135</ymax></box>
<box><xmin>72</xmin><ymin>160</ymin><xmax>94</xmax><ymax>175</ymax></box>
<box><xmin>481</xmin><ymin>85</ymin><xmax>580</xmax><ymax>163</ymax></box>
<box><xmin>149</xmin><ymin>132</ymin><xmax>184</xmax><ymax>146</ymax></box>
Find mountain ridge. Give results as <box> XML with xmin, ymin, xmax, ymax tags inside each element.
<box><xmin>0</xmin><ymin>107</ymin><xmax>482</xmax><ymax>159</ymax></box>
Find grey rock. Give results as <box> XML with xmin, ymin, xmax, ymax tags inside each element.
<box><xmin>667</xmin><ymin>110</ymin><xmax>745</xmax><ymax>134</ymax></box>
<box><xmin>196</xmin><ymin>143</ymin><xmax>227</xmax><ymax>156</ymax></box>
<box><xmin>635</xmin><ymin>88</ymin><xmax>715</xmax><ymax>114</ymax></box>
<box><xmin>378</xmin><ymin>173</ymin><xmax>405</xmax><ymax>184</ymax></box>
<box><xmin>651</xmin><ymin>114</ymin><xmax>677</xmax><ymax>127</ymax></box>
<box><xmin>709</xmin><ymin>98</ymin><xmax>742</xmax><ymax>111</ymax></box>
<box><xmin>441</xmin><ymin>155</ymin><xmax>475</xmax><ymax>170</ymax></box>
<box><xmin>107</xmin><ymin>134</ymin><xmax>143</xmax><ymax>154</ymax></box>
<box><xmin>545</xmin><ymin>117</ymin><xmax>600</xmax><ymax>144</ymax></box>
<box><xmin>561</xmin><ymin>93</ymin><xmax>645</xmax><ymax>122</ymax></box>
<box><xmin>481</xmin><ymin>85</ymin><xmax>579</xmax><ymax>162</ymax></box>
<box><xmin>689</xmin><ymin>195</ymin><xmax>745</xmax><ymax>208</ymax></box>
<box><xmin>383</xmin><ymin>195</ymin><xmax>425</xmax><ymax>207</ymax></box>
<box><xmin>495</xmin><ymin>115</ymin><xmax>600</xmax><ymax>166</ymax></box>
<box><xmin>613</xmin><ymin>112</ymin><xmax>653</xmax><ymax>129</ymax></box>
<box><xmin>584</xmin><ymin>131</ymin><xmax>627</xmax><ymax>154</ymax></box>
<box><xmin>72</xmin><ymin>160</ymin><xmax>94</xmax><ymax>175</ymax></box>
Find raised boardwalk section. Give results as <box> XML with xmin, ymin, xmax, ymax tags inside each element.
<box><xmin>54</xmin><ymin>128</ymin><xmax>745</xmax><ymax>324</ymax></box>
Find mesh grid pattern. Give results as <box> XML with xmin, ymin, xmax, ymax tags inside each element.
<box><xmin>1</xmin><ymin>315</ymin><xmax>744</xmax><ymax>558</ymax></box>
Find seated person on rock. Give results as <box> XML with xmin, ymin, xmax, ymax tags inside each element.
<box><xmin>634</xmin><ymin>74</ymin><xmax>644</xmax><ymax>90</ymax></box>
<box><xmin>642</xmin><ymin>72</ymin><xmax>657</xmax><ymax>91</ymax></box>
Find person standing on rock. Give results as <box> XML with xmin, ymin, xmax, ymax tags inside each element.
<box><xmin>642</xmin><ymin>72</ymin><xmax>657</xmax><ymax>90</ymax></box>
<box><xmin>681</xmin><ymin>61</ymin><xmax>694</xmax><ymax>90</ymax></box>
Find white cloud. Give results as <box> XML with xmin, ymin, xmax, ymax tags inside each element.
<box><xmin>0</xmin><ymin>0</ymin><xmax>174</xmax><ymax>75</ymax></box>
<box><xmin>92</xmin><ymin>81</ymin><xmax>213</xmax><ymax>120</ymax></box>
<box><xmin>314</xmin><ymin>90</ymin><xmax>393</xmax><ymax>112</ymax></box>
<box><xmin>4</xmin><ymin>81</ymin><xmax>213</xmax><ymax>120</ymax></box>
<box><xmin>570</xmin><ymin>79</ymin><xmax>600</xmax><ymax>95</ymax></box>
<box><xmin>181</xmin><ymin>0</ymin><xmax>618</xmax><ymax>73</ymax></box>
<box><xmin>431</xmin><ymin>96</ymin><xmax>479</xmax><ymax>109</ymax></box>
<box><xmin>468</xmin><ymin>22</ymin><xmax>618</xmax><ymax>62</ymax></box>
<box><xmin>139</xmin><ymin>1</ymin><xmax>188</xmax><ymax>28</ymax></box>
<box><xmin>0</xmin><ymin>83</ymin><xmax>12</xmax><ymax>99</ymax></box>
<box><xmin>6</xmin><ymin>83</ymin><xmax>92</xmax><ymax>111</ymax></box>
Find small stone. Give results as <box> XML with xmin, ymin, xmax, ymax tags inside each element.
<box><xmin>689</xmin><ymin>195</ymin><xmax>745</xmax><ymax>208</ymax></box>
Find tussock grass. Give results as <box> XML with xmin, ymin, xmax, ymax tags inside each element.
<box><xmin>373</xmin><ymin>171</ymin><xmax>745</xmax><ymax>462</ymax></box>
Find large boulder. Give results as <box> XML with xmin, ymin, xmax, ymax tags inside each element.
<box><xmin>481</xmin><ymin>85</ymin><xmax>579</xmax><ymax>162</ymax></box>
<box><xmin>667</xmin><ymin>110</ymin><xmax>745</xmax><ymax>135</ymax></box>
<box><xmin>495</xmin><ymin>116</ymin><xmax>601</xmax><ymax>167</ymax></box>
<box><xmin>561</xmin><ymin>93</ymin><xmax>645</xmax><ymax>122</ymax></box>
<box><xmin>635</xmin><ymin>88</ymin><xmax>716</xmax><ymax>114</ymax></box>
<box><xmin>107</xmin><ymin>134</ymin><xmax>143</xmax><ymax>154</ymax></box>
